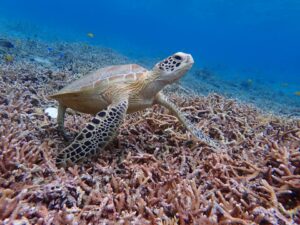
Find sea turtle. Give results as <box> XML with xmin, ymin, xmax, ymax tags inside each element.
<box><xmin>50</xmin><ymin>52</ymin><xmax>218</xmax><ymax>167</ymax></box>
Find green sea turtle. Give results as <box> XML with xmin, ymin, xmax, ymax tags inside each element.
<box><xmin>50</xmin><ymin>52</ymin><xmax>218</xmax><ymax>167</ymax></box>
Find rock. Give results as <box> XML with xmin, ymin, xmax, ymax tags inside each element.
<box><xmin>0</xmin><ymin>39</ymin><xmax>14</xmax><ymax>49</ymax></box>
<box><xmin>45</xmin><ymin>107</ymin><xmax>58</xmax><ymax>119</ymax></box>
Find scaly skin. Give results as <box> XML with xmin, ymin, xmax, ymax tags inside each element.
<box><xmin>56</xmin><ymin>98</ymin><xmax>128</xmax><ymax>168</ymax></box>
<box><xmin>154</xmin><ymin>93</ymin><xmax>219</xmax><ymax>148</ymax></box>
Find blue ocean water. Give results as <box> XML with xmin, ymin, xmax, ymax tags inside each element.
<box><xmin>0</xmin><ymin>0</ymin><xmax>299</xmax><ymax>114</ymax></box>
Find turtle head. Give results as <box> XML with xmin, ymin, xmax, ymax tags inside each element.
<box><xmin>152</xmin><ymin>52</ymin><xmax>194</xmax><ymax>84</ymax></box>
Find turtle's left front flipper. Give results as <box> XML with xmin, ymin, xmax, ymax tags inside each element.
<box><xmin>56</xmin><ymin>98</ymin><xmax>128</xmax><ymax>168</ymax></box>
<box><xmin>154</xmin><ymin>93</ymin><xmax>220</xmax><ymax>148</ymax></box>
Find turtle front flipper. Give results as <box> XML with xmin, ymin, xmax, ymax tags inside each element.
<box><xmin>56</xmin><ymin>98</ymin><xmax>128</xmax><ymax>168</ymax></box>
<box><xmin>154</xmin><ymin>93</ymin><xmax>220</xmax><ymax>148</ymax></box>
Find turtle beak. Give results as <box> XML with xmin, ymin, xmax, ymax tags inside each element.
<box><xmin>174</xmin><ymin>52</ymin><xmax>194</xmax><ymax>64</ymax></box>
<box><xmin>186</xmin><ymin>54</ymin><xmax>194</xmax><ymax>64</ymax></box>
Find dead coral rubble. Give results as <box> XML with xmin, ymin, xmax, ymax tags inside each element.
<box><xmin>0</xmin><ymin>60</ymin><xmax>300</xmax><ymax>225</ymax></box>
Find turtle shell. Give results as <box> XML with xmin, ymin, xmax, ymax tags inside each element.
<box><xmin>50</xmin><ymin>64</ymin><xmax>148</xmax><ymax>98</ymax></box>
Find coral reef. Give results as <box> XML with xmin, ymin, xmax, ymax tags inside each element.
<box><xmin>184</xmin><ymin>68</ymin><xmax>300</xmax><ymax>118</ymax></box>
<box><xmin>0</xmin><ymin>48</ymin><xmax>300</xmax><ymax>224</ymax></box>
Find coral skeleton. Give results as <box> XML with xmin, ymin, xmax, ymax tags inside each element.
<box><xmin>0</xmin><ymin>38</ymin><xmax>299</xmax><ymax>224</ymax></box>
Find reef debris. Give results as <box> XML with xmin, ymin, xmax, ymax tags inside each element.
<box><xmin>0</xmin><ymin>57</ymin><xmax>299</xmax><ymax>224</ymax></box>
<box><xmin>45</xmin><ymin>107</ymin><xmax>58</xmax><ymax>119</ymax></box>
<box><xmin>0</xmin><ymin>36</ymin><xmax>299</xmax><ymax>224</ymax></box>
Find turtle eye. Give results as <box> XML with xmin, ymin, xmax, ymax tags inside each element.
<box><xmin>174</xmin><ymin>55</ymin><xmax>182</xmax><ymax>60</ymax></box>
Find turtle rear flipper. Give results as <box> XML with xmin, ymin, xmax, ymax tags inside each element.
<box><xmin>56</xmin><ymin>98</ymin><xmax>128</xmax><ymax>168</ymax></box>
<box><xmin>56</xmin><ymin>104</ymin><xmax>74</xmax><ymax>141</ymax></box>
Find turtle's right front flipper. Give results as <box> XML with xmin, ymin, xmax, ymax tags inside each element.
<box><xmin>56</xmin><ymin>99</ymin><xmax>128</xmax><ymax>168</ymax></box>
<box><xmin>154</xmin><ymin>93</ymin><xmax>220</xmax><ymax>148</ymax></box>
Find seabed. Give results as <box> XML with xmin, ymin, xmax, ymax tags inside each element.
<box><xmin>0</xmin><ymin>35</ymin><xmax>300</xmax><ymax>224</ymax></box>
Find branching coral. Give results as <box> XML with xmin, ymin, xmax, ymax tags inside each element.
<box><xmin>0</xmin><ymin>45</ymin><xmax>300</xmax><ymax>224</ymax></box>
